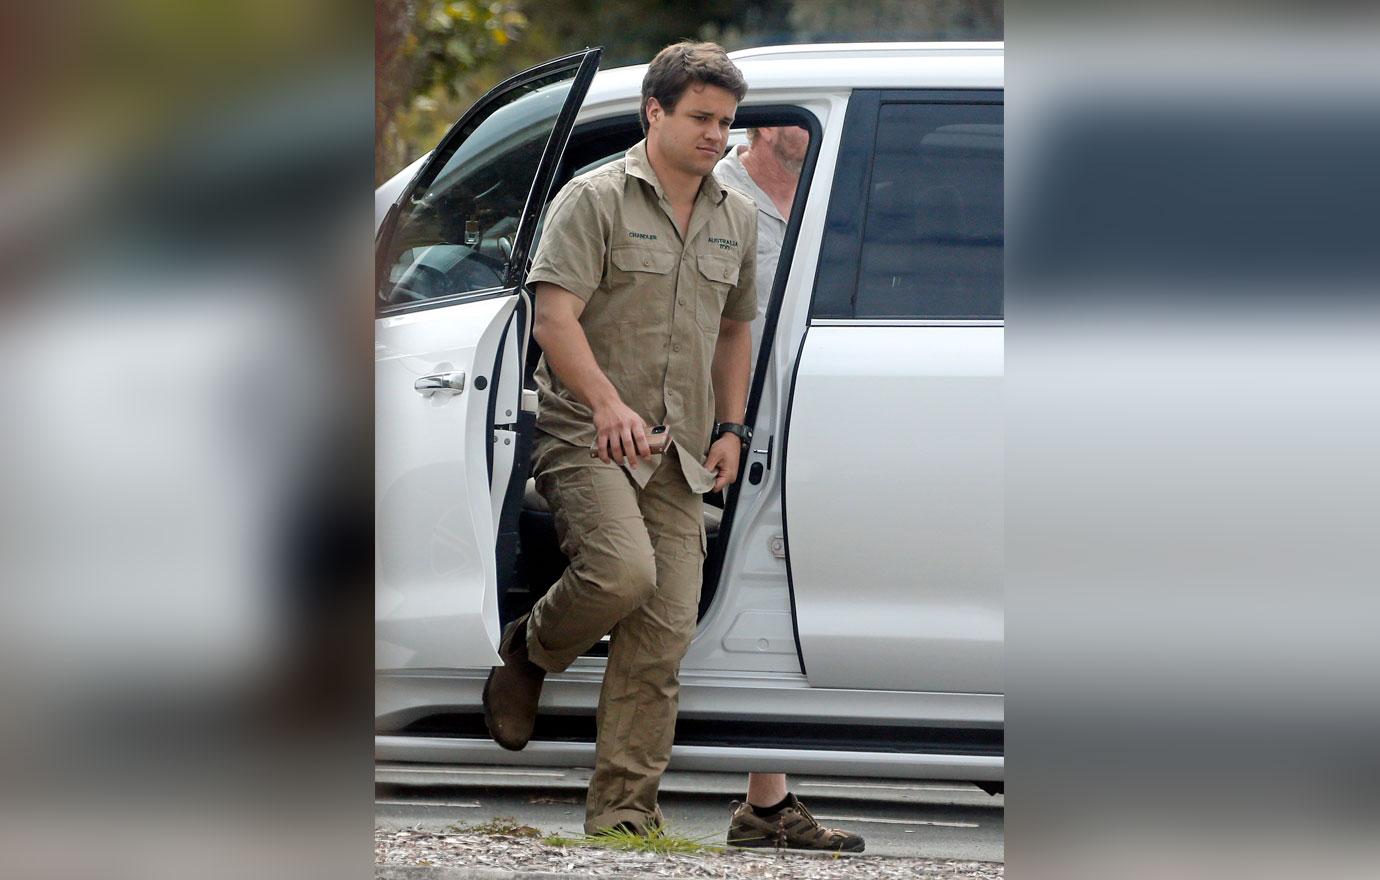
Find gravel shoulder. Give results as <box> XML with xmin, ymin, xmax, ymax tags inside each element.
<box><xmin>376</xmin><ymin>827</ymin><xmax>1004</xmax><ymax>880</ymax></box>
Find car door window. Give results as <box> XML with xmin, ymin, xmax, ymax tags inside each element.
<box><xmin>856</xmin><ymin>102</ymin><xmax>1003</xmax><ymax>319</ymax></box>
<box><xmin>378</xmin><ymin>66</ymin><xmax>580</xmax><ymax>308</ymax></box>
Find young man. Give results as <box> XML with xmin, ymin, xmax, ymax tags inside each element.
<box><xmin>713</xmin><ymin>126</ymin><xmax>865</xmax><ymax>853</ymax></box>
<box><xmin>481</xmin><ymin>41</ymin><xmax>757</xmax><ymax>835</ymax></box>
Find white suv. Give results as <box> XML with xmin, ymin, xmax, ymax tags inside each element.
<box><xmin>375</xmin><ymin>42</ymin><xmax>1003</xmax><ymax>787</ymax></box>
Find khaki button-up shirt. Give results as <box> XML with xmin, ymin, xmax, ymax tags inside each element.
<box><xmin>527</xmin><ymin>139</ymin><xmax>758</xmax><ymax>492</ymax></box>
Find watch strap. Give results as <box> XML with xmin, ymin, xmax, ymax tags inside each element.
<box><xmin>713</xmin><ymin>422</ymin><xmax>752</xmax><ymax>444</ymax></box>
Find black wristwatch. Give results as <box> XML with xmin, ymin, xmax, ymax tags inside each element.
<box><xmin>712</xmin><ymin>421</ymin><xmax>752</xmax><ymax>446</ymax></box>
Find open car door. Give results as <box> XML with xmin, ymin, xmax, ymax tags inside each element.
<box><xmin>376</xmin><ymin>48</ymin><xmax>601</xmax><ymax>671</ymax></box>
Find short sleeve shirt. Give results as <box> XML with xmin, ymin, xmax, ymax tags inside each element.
<box><xmin>526</xmin><ymin>139</ymin><xmax>758</xmax><ymax>492</ymax></box>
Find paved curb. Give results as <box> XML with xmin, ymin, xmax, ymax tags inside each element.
<box><xmin>377</xmin><ymin>868</ymin><xmax>669</xmax><ymax>880</ymax></box>
<box><xmin>376</xmin><ymin>764</ymin><xmax>1002</xmax><ymax>809</ymax></box>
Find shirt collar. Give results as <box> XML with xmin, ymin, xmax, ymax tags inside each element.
<box><xmin>626</xmin><ymin>139</ymin><xmax>728</xmax><ymax>205</ymax></box>
<box><xmin>715</xmin><ymin>144</ymin><xmax>785</xmax><ymax>223</ymax></box>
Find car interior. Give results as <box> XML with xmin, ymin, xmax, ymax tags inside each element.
<box><xmin>494</xmin><ymin>108</ymin><xmax>821</xmax><ymax>657</ymax></box>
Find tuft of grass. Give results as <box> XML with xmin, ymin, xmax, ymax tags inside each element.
<box><xmin>448</xmin><ymin>815</ymin><xmax>542</xmax><ymax>838</ymax></box>
<box><xmin>543</xmin><ymin>824</ymin><xmax>725</xmax><ymax>855</ymax></box>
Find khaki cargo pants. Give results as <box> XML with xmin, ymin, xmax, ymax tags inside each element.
<box><xmin>525</xmin><ymin>432</ymin><xmax>706</xmax><ymax>833</ymax></box>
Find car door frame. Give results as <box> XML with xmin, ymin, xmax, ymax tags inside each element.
<box><xmin>692</xmin><ymin>103</ymin><xmax>828</xmax><ymax>624</ymax></box>
<box><xmin>375</xmin><ymin>48</ymin><xmax>603</xmax><ymax>318</ymax></box>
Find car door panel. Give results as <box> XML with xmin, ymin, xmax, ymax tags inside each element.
<box><xmin>375</xmin><ymin>49</ymin><xmax>601</xmax><ymax>672</ymax></box>
<box><xmin>784</xmin><ymin>325</ymin><xmax>1003</xmax><ymax>692</ymax></box>
<box><xmin>376</xmin><ymin>296</ymin><xmax>517</xmax><ymax>669</ymax></box>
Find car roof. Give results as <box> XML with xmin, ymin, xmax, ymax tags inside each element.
<box><xmin>727</xmin><ymin>41</ymin><xmax>1003</xmax><ymax>62</ymax></box>
<box><xmin>376</xmin><ymin>42</ymin><xmax>1003</xmax><ymax>199</ymax></box>
<box><xmin>581</xmin><ymin>41</ymin><xmax>1003</xmax><ymax>111</ymax></box>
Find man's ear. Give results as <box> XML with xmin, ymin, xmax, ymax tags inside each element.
<box><xmin>645</xmin><ymin>97</ymin><xmax>662</xmax><ymax>126</ymax></box>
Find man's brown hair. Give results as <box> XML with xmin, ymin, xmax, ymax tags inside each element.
<box><xmin>639</xmin><ymin>40</ymin><xmax>747</xmax><ymax>135</ymax></box>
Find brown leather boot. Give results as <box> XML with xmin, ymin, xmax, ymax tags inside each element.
<box><xmin>482</xmin><ymin>614</ymin><xmax>546</xmax><ymax>751</ymax></box>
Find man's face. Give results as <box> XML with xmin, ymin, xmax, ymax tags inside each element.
<box><xmin>760</xmin><ymin>125</ymin><xmax>809</xmax><ymax>175</ymax></box>
<box><xmin>646</xmin><ymin>82</ymin><xmax>738</xmax><ymax>179</ymax></box>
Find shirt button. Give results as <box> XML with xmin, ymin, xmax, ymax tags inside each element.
<box><xmin>643</xmin><ymin>258</ymin><xmax>651</xmax><ymax>267</ymax></box>
<box><xmin>678</xmin><ymin>298</ymin><xmax>685</xmax><ymax>305</ymax></box>
<box><xmin>673</xmin><ymin>344</ymin><xmax>681</xmax><ymax>352</ymax></box>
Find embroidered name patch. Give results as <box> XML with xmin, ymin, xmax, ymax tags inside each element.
<box><xmin>627</xmin><ymin>231</ymin><xmax>658</xmax><ymax>241</ymax></box>
<box><xmin>708</xmin><ymin>236</ymin><xmax>739</xmax><ymax>251</ymax></box>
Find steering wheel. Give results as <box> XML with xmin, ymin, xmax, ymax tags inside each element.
<box><xmin>385</xmin><ymin>244</ymin><xmax>512</xmax><ymax>304</ymax></box>
<box><xmin>388</xmin><ymin>263</ymin><xmax>447</xmax><ymax>303</ymax></box>
<box><xmin>448</xmin><ymin>250</ymin><xmax>508</xmax><ymax>290</ymax></box>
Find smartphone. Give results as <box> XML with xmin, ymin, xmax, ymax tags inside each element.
<box><xmin>591</xmin><ymin>424</ymin><xmax>670</xmax><ymax>458</ymax></box>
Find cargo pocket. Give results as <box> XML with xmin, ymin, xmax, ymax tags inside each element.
<box><xmin>538</xmin><ymin>467</ymin><xmax>603</xmax><ymax>560</ymax></box>
<box><xmin>648</xmin><ymin>527</ymin><xmax>706</xmax><ymax>629</ymax></box>
<box><xmin>695</xmin><ymin>254</ymin><xmax>739</xmax><ymax>332</ymax></box>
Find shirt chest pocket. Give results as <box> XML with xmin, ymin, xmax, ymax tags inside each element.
<box><xmin>608</xmin><ymin>246</ymin><xmax>678</xmax><ymax>328</ymax></box>
<box><xmin>610</xmin><ymin>245</ymin><xmax>677</xmax><ymax>278</ymax></box>
<box><xmin>695</xmin><ymin>254</ymin><xmax>740</xmax><ymax>333</ymax></box>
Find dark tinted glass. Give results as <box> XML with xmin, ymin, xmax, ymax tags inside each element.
<box><xmin>857</xmin><ymin>103</ymin><xmax>1003</xmax><ymax>318</ymax></box>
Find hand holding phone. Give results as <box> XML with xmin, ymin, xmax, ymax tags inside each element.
<box><xmin>592</xmin><ymin>424</ymin><xmax>670</xmax><ymax>458</ymax></box>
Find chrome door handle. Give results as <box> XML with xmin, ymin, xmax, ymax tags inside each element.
<box><xmin>414</xmin><ymin>371</ymin><xmax>466</xmax><ymax>394</ymax></box>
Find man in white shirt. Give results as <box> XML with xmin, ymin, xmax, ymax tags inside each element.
<box><xmin>713</xmin><ymin>126</ymin><xmax>866</xmax><ymax>854</ymax></box>
<box><xmin>713</xmin><ymin>125</ymin><xmax>809</xmax><ymax>366</ymax></box>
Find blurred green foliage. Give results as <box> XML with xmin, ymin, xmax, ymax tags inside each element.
<box><xmin>375</xmin><ymin>0</ymin><xmax>1002</xmax><ymax>184</ymax></box>
<box><xmin>377</xmin><ymin>0</ymin><xmax>544</xmax><ymax>183</ymax></box>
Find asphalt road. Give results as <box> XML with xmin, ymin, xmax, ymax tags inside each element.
<box><xmin>376</xmin><ymin>764</ymin><xmax>1004</xmax><ymax>862</ymax></box>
